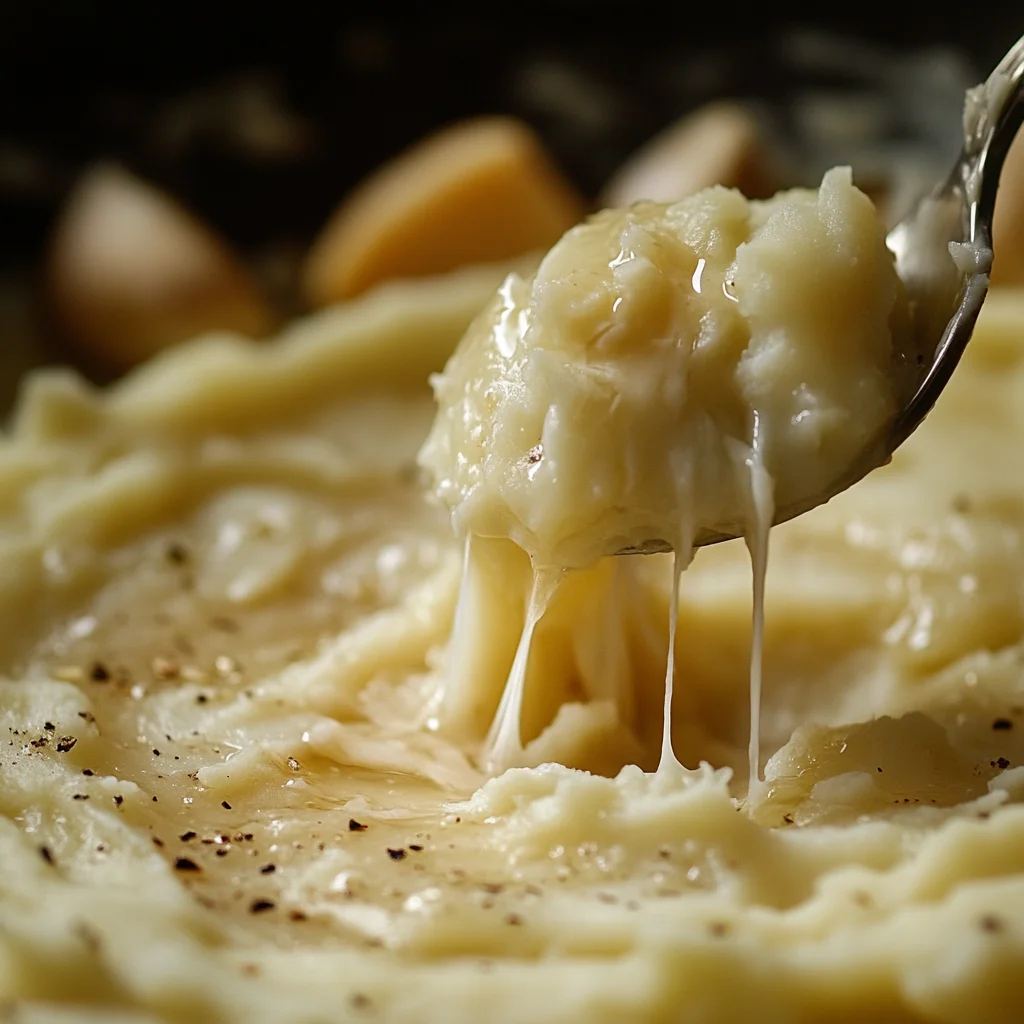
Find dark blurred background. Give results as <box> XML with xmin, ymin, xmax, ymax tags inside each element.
<box><xmin>0</xmin><ymin>2</ymin><xmax>1019</xmax><ymax>403</ymax></box>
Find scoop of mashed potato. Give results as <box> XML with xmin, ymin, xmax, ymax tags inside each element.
<box><xmin>419</xmin><ymin>167</ymin><xmax>907</xmax><ymax>568</ymax></box>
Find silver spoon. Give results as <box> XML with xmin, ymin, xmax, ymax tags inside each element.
<box><xmin>619</xmin><ymin>33</ymin><xmax>1024</xmax><ymax>557</ymax></box>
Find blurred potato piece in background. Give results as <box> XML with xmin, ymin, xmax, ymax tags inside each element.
<box><xmin>992</xmin><ymin>130</ymin><xmax>1024</xmax><ymax>286</ymax></box>
<box><xmin>47</xmin><ymin>165</ymin><xmax>276</xmax><ymax>372</ymax></box>
<box><xmin>600</xmin><ymin>101</ymin><xmax>781</xmax><ymax>207</ymax></box>
<box><xmin>302</xmin><ymin>116</ymin><xmax>583</xmax><ymax>306</ymax></box>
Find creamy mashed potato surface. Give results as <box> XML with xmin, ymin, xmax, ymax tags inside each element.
<box><xmin>1</xmin><ymin>214</ymin><xmax>1024</xmax><ymax>1022</ymax></box>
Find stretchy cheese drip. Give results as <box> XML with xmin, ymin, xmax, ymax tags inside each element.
<box><xmin>483</xmin><ymin>565</ymin><xmax>561</xmax><ymax>772</ymax></box>
<box><xmin>744</xmin><ymin>417</ymin><xmax>775</xmax><ymax>796</ymax></box>
<box><xmin>658</xmin><ymin>539</ymin><xmax>692</xmax><ymax>776</ymax></box>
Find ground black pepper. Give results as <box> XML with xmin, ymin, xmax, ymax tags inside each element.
<box><xmin>387</xmin><ymin>848</ymin><xmax>406</xmax><ymax>861</ymax></box>
<box><xmin>175</xmin><ymin>857</ymin><xmax>201</xmax><ymax>871</ymax></box>
<box><xmin>180</xmin><ymin>831</ymin><xmax>197</xmax><ymax>841</ymax></box>
<box><xmin>349</xmin><ymin>819</ymin><xmax>367</xmax><ymax>831</ymax></box>
<box><xmin>90</xmin><ymin>662</ymin><xmax>110</xmax><ymax>682</ymax></box>
<box><xmin>993</xmin><ymin>718</ymin><xmax>1013</xmax><ymax>730</ymax></box>
<box><xmin>260</xmin><ymin>864</ymin><xmax>276</xmax><ymax>874</ymax></box>
<box><xmin>166</xmin><ymin>541</ymin><xmax>189</xmax><ymax>565</ymax></box>
<box><xmin>39</xmin><ymin>845</ymin><xmax>54</xmax><ymax>865</ymax></box>
<box><xmin>250</xmin><ymin>899</ymin><xmax>275</xmax><ymax>913</ymax></box>
<box><xmin>56</xmin><ymin>736</ymin><xmax>77</xmax><ymax>752</ymax></box>
<box><xmin>222</xmin><ymin>800</ymin><xmax>232</xmax><ymax>809</ymax></box>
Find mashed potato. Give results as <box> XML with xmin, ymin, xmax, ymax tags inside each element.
<box><xmin>419</xmin><ymin>168</ymin><xmax>906</xmax><ymax>568</ymax></box>
<box><xmin>1</xmin><ymin>207</ymin><xmax>1024</xmax><ymax>1022</ymax></box>
<box><xmin>420</xmin><ymin>169</ymin><xmax>906</xmax><ymax>776</ymax></box>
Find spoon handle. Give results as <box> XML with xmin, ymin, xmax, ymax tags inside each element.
<box><xmin>962</xmin><ymin>34</ymin><xmax>1024</xmax><ymax>240</ymax></box>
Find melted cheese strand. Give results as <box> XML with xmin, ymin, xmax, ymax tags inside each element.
<box><xmin>745</xmin><ymin>417</ymin><xmax>775</xmax><ymax>796</ymax></box>
<box><xmin>484</xmin><ymin>565</ymin><xmax>560</xmax><ymax>773</ymax></box>
<box><xmin>658</xmin><ymin>531</ymin><xmax>694</xmax><ymax>775</ymax></box>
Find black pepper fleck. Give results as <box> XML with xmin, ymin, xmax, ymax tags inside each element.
<box><xmin>39</xmin><ymin>845</ymin><xmax>54</xmax><ymax>866</ymax></box>
<box><xmin>174</xmin><ymin>857</ymin><xmax>201</xmax><ymax>872</ymax></box>
<box><xmin>180</xmin><ymin>831</ymin><xmax>197</xmax><ymax>842</ymax></box>
<box><xmin>113</xmin><ymin>795</ymin><xmax>123</xmax><ymax>807</ymax></box>
<box><xmin>43</xmin><ymin>722</ymin><xmax>55</xmax><ymax>732</ymax></box>
<box><xmin>55</xmin><ymin>736</ymin><xmax>77</xmax><ymax>753</ymax></box>
<box><xmin>82</xmin><ymin>769</ymin><xmax>94</xmax><ymax>776</ymax></box>
<box><xmin>980</xmin><ymin>914</ymin><xmax>1003</xmax><ymax>933</ymax></box>
<box><xmin>250</xmin><ymin>899</ymin><xmax>275</xmax><ymax>913</ymax></box>
<box><xmin>166</xmin><ymin>541</ymin><xmax>189</xmax><ymax>565</ymax></box>
<box><xmin>409</xmin><ymin>844</ymin><xmax>423</xmax><ymax>852</ymax></box>
<box><xmin>997</xmin><ymin>757</ymin><xmax>1011</xmax><ymax>770</ymax></box>
<box><xmin>221</xmin><ymin>801</ymin><xmax>232</xmax><ymax>810</ymax></box>
<box><xmin>993</xmin><ymin>718</ymin><xmax>1013</xmax><ymax>731</ymax></box>
<box><xmin>349</xmin><ymin>819</ymin><xmax>368</xmax><ymax>832</ymax></box>
<box><xmin>90</xmin><ymin>662</ymin><xmax>110</xmax><ymax>682</ymax></box>
<box><xmin>152</xmin><ymin>837</ymin><xmax>164</xmax><ymax>848</ymax></box>
<box><xmin>152</xmin><ymin>749</ymin><xmax>161</xmax><ymax>756</ymax></box>
<box><xmin>196</xmin><ymin>695</ymin><xmax>208</xmax><ymax>704</ymax></box>
<box><xmin>260</xmin><ymin>864</ymin><xmax>276</xmax><ymax>874</ymax></box>
<box><xmin>72</xmin><ymin>794</ymin><xmax>89</xmax><ymax>801</ymax></box>
<box><xmin>289</xmin><ymin>910</ymin><xmax>307</xmax><ymax>922</ymax></box>
<box><xmin>505</xmin><ymin>913</ymin><xmax>523</xmax><ymax>926</ymax></box>
<box><xmin>350</xmin><ymin>993</ymin><xmax>372</xmax><ymax>1011</ymax></box>
<box><xmin>387</xmin><ymin>848</ymin><xmax>406</xmax><ymax>861</ymax></box>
